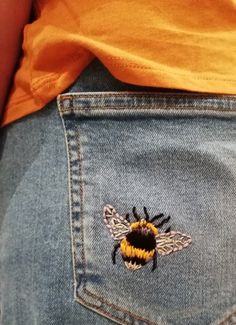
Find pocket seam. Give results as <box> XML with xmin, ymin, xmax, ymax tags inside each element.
<box><xmin>60</xmin><ymin>105</ymin><xmax>236</xmax><ymax>113</ymax></box>
<box><xmin>58</xmin><ymin>97</ymin><xmax>164</xmax><ymax>325</ymax></box>
<box><xmin>58</xmin><ymin>92</ymin><xmax>236</xmax><ymax>113</ymax></box>
<box><xmin>217</xmin><ymin>310</ymin><xmax>236</xmax><ymax>325</ymax></box>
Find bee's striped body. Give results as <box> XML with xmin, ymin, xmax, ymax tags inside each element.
<box><xmin>120</xmin><ymin>220</ymin><xmax>158</xmax><ymax>270</ymax></box>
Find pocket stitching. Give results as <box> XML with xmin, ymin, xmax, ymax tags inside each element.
<box><xmin>59</xmin><ymin>98</ymin><xmax>164</xmax><ymax>325</ymax></box>
<box><xmin>58</xmin><ymin>92</ymin><xmax>236</xmax><ymax>113</ymax></box>
<box><xmin>217</xmin><ymin>310</ymin><xmax>236</xmax><ymax>325</ymax></box>
<box><xmin>60</xmin><ymin>105</ymin><xmax>236</xmax><ymax>113</ymax></box>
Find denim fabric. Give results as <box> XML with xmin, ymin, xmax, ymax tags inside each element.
<box><xmin>0</xmin><ymin>59</ymin><xmax>236</xmax><ymax>325</ymax></box>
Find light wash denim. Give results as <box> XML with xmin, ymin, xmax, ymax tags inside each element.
<box><xmin>0</xmin><ymin>59</ymin><xmax>236</xmax><ymax>325</ymax></box>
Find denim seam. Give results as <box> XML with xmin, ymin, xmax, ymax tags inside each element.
<box><xmin>57</xmin><ymin>96</ymin><xmax>164</xmax><ymax>325</ymax></box>
<box><xmin>58</xmin><ymin>92</ymin><xmax>236</xmax><ymax>112</ymax></box>
<box><xmin>75</xmin><ymin>295</ymin><xmax>133</xmax><ymax>325</ymax></box>
<box><xmin>83</xmin><ymin>288</ymin><xmax>160</xmax><ymax>325</ymax></box>
<box><xmin>60</xmin><ymin>92</ymin><xmax>236</xmax><ymax>99</ymax></box>
<box><xmin>60</xmin><ymin>105</ymin><xmax>236</xmax><ymax>113</ymax></box>
<box><xmin>58</xmin><ymin>106</ymin><xmax>79</xmax><ymax>302</ymax></box>
<box><xmin>218</xmin><ymin>310</ymin><xmax>236</xmax><ymax>325</ymax></box>
<box><xmin>76</xmin><ymin>129</ymin><xmax>87</xmax><ymax>276</ymax></box>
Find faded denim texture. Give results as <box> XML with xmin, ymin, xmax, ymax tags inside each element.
<box><xmin>1</xmin><ymin>59</ymin><xmax>236</xmax><ymax>325</ymax></box>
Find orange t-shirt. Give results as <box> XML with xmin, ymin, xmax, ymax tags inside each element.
<box><xmin>2</xmin><ymin>0</ymin><xmax>236</xmax><ymax>126</ymax></box>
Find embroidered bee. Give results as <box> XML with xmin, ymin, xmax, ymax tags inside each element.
<box><xmin>103</xmin><ymin>204</ymin><xmax>192</xmax><ymax>271</ymax></box>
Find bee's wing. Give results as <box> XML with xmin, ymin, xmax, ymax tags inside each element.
<box><xmin>103</xmin><ymin>204</ymin><xmax>131</xmax><ymax>241</ymax></box>
<box><xmin>155</xmin><ymin>231</ymin><xmax>192</xmax><ymax>256</ymax></box>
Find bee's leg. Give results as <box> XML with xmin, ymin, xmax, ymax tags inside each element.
<box><xmin>150</xmin><ymin>213</ymin><xmax>164</xmax><ymax>223</ymax></box>
<box><xmin>156</xmin><ymin>215</ymin><xmax>171</xmax><ymax>228</ymax></box>
<box><xmin>165</xmin><ymin>226</ymin><xmax>171</xmax><ymax>233</ymax></box>
<box><xmin>125</xmin><ymin>213</ymin><xmax>130</xmax><ymax>222</ymax></box>
<box><xmin>143</xmin><ymin>206</ymin><xmax>149</xmax><ymax>221</ymax></box>
<box><xmin>132</xmin><ymin>206</ymin><xmax>140</xmax><ymax>221</ymax></box>
<box><xmin>151</xmin><ymin>251</ymin><xmax>157</xmax><ymax>272</ymax></box>
<box><xmin>112</xmin><ymin>243</ymin><xmax>120</xmax><ymax>264</ymax></box>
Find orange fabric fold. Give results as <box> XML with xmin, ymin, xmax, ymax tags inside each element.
<box><xmin>2</xmin><ymin>0</ymin><xmax>236</xmax><ymax>126</ymax></box>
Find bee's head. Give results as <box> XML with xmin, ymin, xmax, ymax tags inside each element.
<box><xmin>130</xmin><ymin>219</ymin><xmax>158</xmax><ymax>235</ymax></box>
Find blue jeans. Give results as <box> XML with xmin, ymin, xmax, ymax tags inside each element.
<box><xmin>0</xmin><ymin>59</ymin><xmax>236</xmax><ymax>325</ymax></box>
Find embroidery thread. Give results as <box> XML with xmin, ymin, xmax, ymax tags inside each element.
<box><xmin>103</xmin><ymin>204</ymin><xmax>192</xmax><ymax>271</ymax></box>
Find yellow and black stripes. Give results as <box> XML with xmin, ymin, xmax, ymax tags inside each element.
<box><xmin>119</xmin><ymin>220</ymin><xmax>158</xmax><ymax>269</ymax></box>
<box><xmin>120</xmin><ymin>238</ymin><xmax>155</xmax><ymax>262</ymax></box>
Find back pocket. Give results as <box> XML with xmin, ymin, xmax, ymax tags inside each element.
<box><xmin>57</xmin><ymin>92</ymin><xmax>236</xmax><ymax>325</ymax></box>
